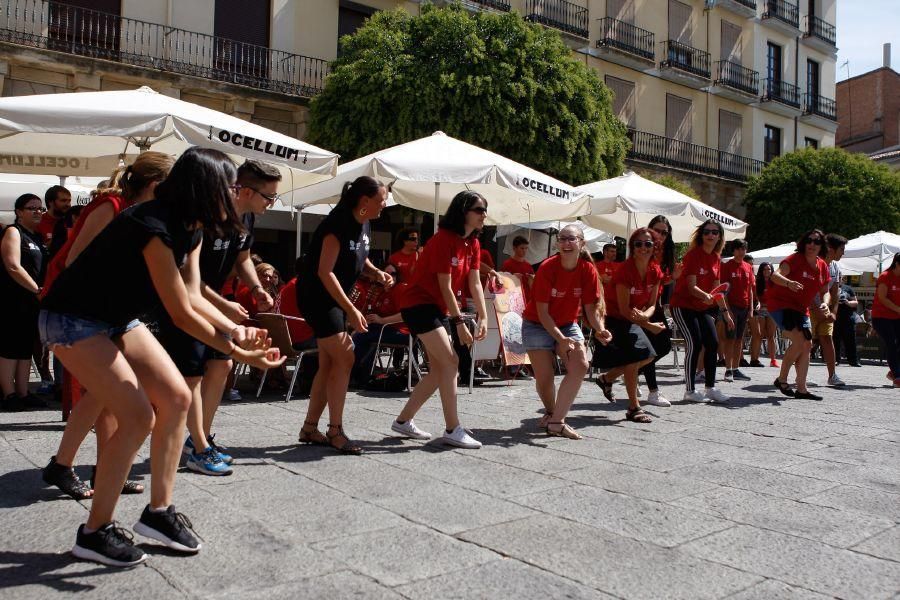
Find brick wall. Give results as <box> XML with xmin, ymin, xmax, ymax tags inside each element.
<box><xmin>836</xmin><ymin>67</ymin><xmax>900</xmax><ymax>153</ymax></box>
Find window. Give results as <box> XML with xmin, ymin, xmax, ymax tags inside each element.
<box><xmin>668</xmin><ymin>0</ymin><xmax>692</xmax><ymax>44</ymax></box>
<box><xmin>719</xmin><ymin>110</ymin><xmax>743</xmax><ymax>155</ymax></box>
<box><xmin>764</xmin><ymin>125</ymin><xmax>782</xmax><ymax>162</ymax></box>
<box><xmin>338</xmin><ymin>1</ymin><xmax>376</xmax><ymax>56</ymax></box>
<box><xmin>805</xmin><ymin>137</ymin><xmax>819</xmax><ymax>149</ymax></box>
<box><xmin>605</xmin><ymin>76</ymin><xmax>636</xmax><ymax>128</ymax></box>
<box><xmin>215</xmin><ymin>0</ymin><xmax>269</xmax><ymax>47</ymax></box>
<box><xmin>607</xmin><ymin>0</ymin><xmax>635</xmax><ymax>23</ymax></box>
<box><xmin>666</xmin><ymin>94</ymin><xmax>693</xmax><ymax>142</ymax></box>
<box><xmin>806</xmin><ymin>59</ymin><xmax>820</xmax><ymax>99</ymax></box>
<box><xmin>767</xmin><ymin>42</ymin><xmax>782</xmax><ymax>82</ymax></box>
<box><xmin>721</xmin><ymin>20</ymin><xmax>742</xmax><ymax>64</ymax></box>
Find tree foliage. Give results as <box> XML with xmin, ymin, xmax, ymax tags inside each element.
<box><xmin>652</xmin><ymin>174</ymin><xmax>699</xmax><ymax>199</ymax></box>
<box><xmin>744</xmin><ymin>147</ymin><xmax>900</xmax><ymax>250</ymax></box>
<box><xmin>307</xmin><ymin>4</ymin><xmax>628</xmax><ymax>184</ymax></box>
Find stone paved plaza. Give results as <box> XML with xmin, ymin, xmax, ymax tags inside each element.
<box><xmin>1</xmin><ymin>360</ymin><xmax>899</xmax><ymax>599</ymax></box>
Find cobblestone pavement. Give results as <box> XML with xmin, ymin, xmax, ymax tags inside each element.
<box><xmin>1</xmin><ymin>359</ymin><xmax>898</xmax><ymax>599</ymax></box>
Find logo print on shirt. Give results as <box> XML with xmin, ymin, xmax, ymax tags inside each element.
<box><xmin>573</xmin><ymin>287</ymin><xmax>582</xmax><ymax>298</ymax></box>
<box><xmin>698</xmin><ymin>267</ymin><xmax>707</xmax><ymax>275</ymax></box>
<box><xmin>213</xmin><ymin>239</ymin><xmax>231</xmax><ymax>252</ymax></box>
<box><xmin>451</xmin><ymin>257</ymin><xmax>459</xmax><ymax>267</ymax></box>
<box><xmin>551</xmin><ymin>288</ymin><xmax>566</xmax><ymax>298</ymax></box>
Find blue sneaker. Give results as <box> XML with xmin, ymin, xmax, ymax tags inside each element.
<box><xmin>207</xmin><ymin>434</ymin><xmax>233</xmax><ymax>465</ymax></box>
<box><xmin>182</xmin><ymin>435</ymin><xmax>195</xmax><ymax>457</ymax></box>
<box><xmin>185</xmin><ymin>447</ymin><xmax>232</xmax><ymax>476</ymax></box>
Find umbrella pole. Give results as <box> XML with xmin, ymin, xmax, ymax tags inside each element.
<box><xmin>433</xmin><ymin>182</ymin><xmax>439</xmax><ymax>234</ymax></box>
<box><xmin>295</xmin><ymin>209</ymin><xmax>303</xmax><ymax>258</ymax></box>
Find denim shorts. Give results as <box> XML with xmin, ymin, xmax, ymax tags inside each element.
<box><xmin>39</xmin><ymin>310</ymin><xmax>142</xmax><ymax>348</ymax></box>
<box><xmin>769</xmin><ymin>308</ymin><xmax>811</xmax><ymax>332</ymax></box>
<box><xmin>522</xmin><ymin>319</ymin><xmax>584</xmax><ymax>351</ymax></box>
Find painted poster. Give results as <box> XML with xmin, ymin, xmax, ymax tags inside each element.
<box><xmin>493</xmin><ymin>273</ymin><xmax>530</xmax><ymax>366</ymax></box>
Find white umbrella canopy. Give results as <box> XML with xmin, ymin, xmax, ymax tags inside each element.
<box><xmin>842</xmin><ymin>231</ymin><xmax>900</xmax><ymax>272</ymax></box>
<box><xmin>578</xmin><ymin>171</ymin><xmax>748</xmax><ymax>242</ymax></box>
<box><xmin>737</xmin><ymin>241</ymin><xmax>867</xmax><ymax>276</ymax></box>
<box><xmin>0</xmin><ymin>174</ymin><xmax>105</xmax><ymax>223</ymax></box>
<box><xmin>0</xmin><ymin>86</ymin><xmax>338</xmax><ymax>204</ymax></box>
<box><xmin>497</xmin><ymin>220</ymin><xmax>615</xmax><ymax>262</ymax></box>
<box><xmin>289</xmin><ymin>131</ymin><xmax>590</xmax><ymax>227</ymax></box>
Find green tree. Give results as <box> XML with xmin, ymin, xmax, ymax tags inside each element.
<box><xmin>307</xmin><ymin>4</ymin><xmax>628</xmax><ymax>184</ymax></box>
<box><xmin>744</xmin><ymin>147</ymin><xmax>900</xmax><ymax>249</ymax></box>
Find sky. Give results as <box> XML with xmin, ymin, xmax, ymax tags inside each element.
<box><xmin>836</xmin><ymin>0</ymin><xmax>899</xmax><ymax>80</ymax></box>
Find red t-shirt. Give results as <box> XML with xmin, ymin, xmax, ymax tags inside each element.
<box><xmin>278</xmin><ymin>278</ymin><xmax>315</xmax><ymax>343</ymax></box>
<box><xmin>388</xmin><ymin>250</ymin><xmax>419</xmax><ymax>284</ymax></box>
<box><xmin>41</xmin><ymin>194</ymin><xmax>129</xmax><ymax>299</ymax></box>
<box><xmin>37</xmin><ymin>212</ymin><xmax>59</xmax><ymax>246</ymax></box>
<box><xmin>523</xmin><ymin>255</ymin><xmax>600</xmax><ymax>326</ymax></box>
<box><xmin>594</xmin><ymin>260</ymin><xmax>618</xmax><ymax>299</ymax></box>
<box><xmin>766</xmin><ymin>253</ymin><xmax>830</xmax><ymax>314</ymax></box>
<box><xmin>400</xmin><ymin>229</ymin><xmax>480</xmax><ymax>315</ymax></box>
<box><xmin>372</xmin><ymin>282</ymin><xmax>410</xmax><ymax>334</ymax></box>
<box><xmin>670</xmin><ymin>246</ymin><xmax>721</xmax><ymax>311</ymax></box>
<box><xmin>606</xmin><ymin>258</ymin><xmax>662</xmax><ymax>319</ymax></box>
<box><xmin>501</xmin><ymin>257</ymin><xmax>534</xmax><ymax>277</ymax></box>
<box><xmin>721</xmin><ymin>259</ymin><xmax>754</xmax><ymax>309</ymax></box>
<box><xmin>872</xmin><ymin>270</ymin><xmax>900</xmax><ymax>320</ymax></box>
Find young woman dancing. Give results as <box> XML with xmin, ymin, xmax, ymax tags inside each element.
<box><xmin>720</xmin><ymin>240</ymin><xmax>754</xmax><ymax>382</ymax></box>
<box><xmin>750</xmin><ymin>262</ymin><xmax>779</xmax><ymax>368</ymax></box>
<box><xmin>868</xmin><ymin>252</ymin><xmax>900</xmax><ymax>387</ymax></box>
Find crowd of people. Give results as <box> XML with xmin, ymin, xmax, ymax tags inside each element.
<box><xmin>1</xmin><ymin>157</ymin><xmax>899</xmax><ymax>569</ymax></box>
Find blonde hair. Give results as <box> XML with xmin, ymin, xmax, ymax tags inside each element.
<box><xmin>99</xmin><ymin>151</ymin><xmax>174</xmax><ymax>201</ymax></box>
<box><xmin>559</xmin><ymin>225</ymin><xmax>606</xmax><ymax>317</ymax></box>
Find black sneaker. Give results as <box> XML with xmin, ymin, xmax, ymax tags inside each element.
<box><xmin>72</xmin><ymin>523</ymin><xmax>147</xmax><ymax>567</ymax></box>
<box><xmin>1</xmin><ymin>393</ymin><xmax>25</xmax><ymax>412</ymax></box>
<box><xmin>133</xmin><ymin>505</ymin><xmax>201</xmax><ymax>553</ymax></box>
<box><xmin>22</xmin><ymin>393</ymin><xmax>47</xmax><ymax>408</ymax></box>
<box><xmin>749</xmin><ymin>360</ymin><xmax>763</xmax><ymax>368</ymax></box>
<box><xmin>740</xmin><ymin>358</ymin><xmax>750</xmax><ymax>367</ymax></box>
<box><xmin>43</xmin><ymin>456</ymin><xmax>93</xmax><ymax>500</ymax></box>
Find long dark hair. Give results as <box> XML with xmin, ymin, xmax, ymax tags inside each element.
<box><xmin>795</xmin><ymin>228</ymin><xmax>825</xmax><ymax>254</ymax></box>
<box><xmin>756</xmin><ymin>261</ymin><xmax>772</xmax><ymax>297</ymax></box>
<box><xmin>648</xmin><ymin>215</ymin><xmax>675</xmax><ymax>273</ymax></box>
<box><xmin>334</xmin><ymin>176</ymin><xmax>384</xmax><ymax>216</ymax></box>
<box><xmin>888</xmin><ymin>252</ymin><xmax>900</xmax><ymax>272</ymax></box>
<box><xmin>691</xmin><ymin>219</ymin><xmax>725</xmax><ymax>254</ymax></box>
<box><xmin>438</xmin><ymin>190</ymin><xmax>487</xmax><ymax>238</ymax></box>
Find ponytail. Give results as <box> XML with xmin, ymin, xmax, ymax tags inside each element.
<box><xmin>99</xmin><ymin>151</ymin><xmax>174</xmax><ymax>201</ymax></box>
<box><xmin>333</xmin><ymin>176</ymin><xmax>384</xmax><ymax>215</ymax></box>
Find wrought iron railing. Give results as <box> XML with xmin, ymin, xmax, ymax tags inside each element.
<box><xmin>469</xmin><ymin>0</ymin><xmax>512</xmax><ymax>10</ymax></box>
<box><xmin>660</xmin><ymin>40</ymin><xmax>710</xmax><ymax>78</ymax></box>
<box><xmin>714</xmin><ymin>60</ymin><xmax>759</xmax><ymax>95</ymax></box>
<box><xmin>596</xmin><ymin>17</ymin><xmax>654</xmax><ymax>60</ymax></box>
<box><xmin>803</xmin><ymin>15</ymin><xmax>835</xmax><ymax>46</ymax></box>
<box><xmin>0</xmin><ymin>0</ymin><xmax>329</xmax><ymax>97</ymax></box>
<box><xmin>627</xmin><ymin>129</ymin><xmax>764</xmax><ymax>181</ymax></box>
<box><xmin>524</xmin><ymin>0</ymin><xmax>589</xmax><ymax>39</ymax></box>
<box><xmin>803</xmin><ymin>93</ymin><xmax>836</xmax><ymax>120</ymax></box>
<box><xmin>762</xmin><ymin>0</ymin><xmax>799</xmax><ymax>28</ymax></box>
<box><xmin>731</xmin><ymin>0</ymin><xmax>758</xmax><ymax>8</ymax></box>
<box><xmin>763</xmin><ymin>77</ymin><xmax>801</xmax><ymax>107</ymax></box>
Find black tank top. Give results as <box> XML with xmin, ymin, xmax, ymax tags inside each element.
<box><xmin>0</xmin><ymin>223</ymin><xmax>46</xmax><ymax>303</ymax></box>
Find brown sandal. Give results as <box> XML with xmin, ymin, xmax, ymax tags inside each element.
<box><xmin>546</xmin><ymin>421</ymin><xmax>582</xmax><ymax>440</ymax></box>
<box><xmin>625</xmin><ymin>408</ymin><xmax>652</xmax><ymax>423</ymax></box>
<box><xmin>537</xmin><ymin>412</ymin><xmax>553</xmax><ymax>429</ymax></box>
<box><xmin>298</xmin><ymin>420</ymin><xmax>328</xmax><ymax>445</ymax></box>
<box><xmin>326</xmin><ymin>424</ymin><xmax>363</xmax><ymax>455</ymax></box>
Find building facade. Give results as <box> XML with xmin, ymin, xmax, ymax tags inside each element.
<box><xmin>836</xmin><ymin>50</ymin><xmax>900</xmax><ymax>157</ymax></box>
<box><xmin>0</xmin><ymin>0</ymin><xmax>837</xmax><ymax>214</ymax></box>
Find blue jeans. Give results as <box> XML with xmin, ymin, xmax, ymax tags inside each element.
<box><xmin>39</xmin><ymin>310</ymin><xmax>142</xmax><ymax>348</ymax></box>
<box><xmin>351</xmin><ymin>324</ymin><xmax>409</xmax><ymax>382</ymax></box>
<box><xmin>872</xmin><ymin>318</ymin><xmax>900</xmax><ymax>377</ymax></box>
<box><xmin>521</xmin><ymin>320</ymin><xmax>583</xmax><ymax>351</ymax></box>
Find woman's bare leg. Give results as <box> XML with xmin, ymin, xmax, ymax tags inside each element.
<box><xmin>398</xmin><ymin>328</ymin><xmax>459</xmax><ymax>429</ymax></box>
<box><xmin>527</xmin><ymin>350</ymin><xmax>557</xmax><ymax>416</ymax></box>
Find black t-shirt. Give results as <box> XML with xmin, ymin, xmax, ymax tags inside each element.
<box><xmin>199</xmin><ymin>213</ymin><xmax>254</xmax><ymax>292</ymax></box>
<box><xmin>837</xmin><ymin>284</ymin><xmax>857</xmax><ymax>321</ymax></box>
<box><xmin>42</xmin><ymin>199</ymin><xmax>203</xmax><ymax>327</ymax></box>
<box><xmin>0</xmin><ymin>223</ymin><xmax>46</xmax><ymax>308</ymax></box>
<box><xmin>297</xmin><ymin>210</ymin><xmax>369</xmax><ymax>312</ymax></box>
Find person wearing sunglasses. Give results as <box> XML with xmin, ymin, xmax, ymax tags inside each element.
<box><xmin>720</xmin><ymin>239</ymin><xmax>755</xmax><ymax>382</ymax></box>
<box><xmin>670</xmin><ymin>219</ymin><xmax>733</xmax><ymax>403</ymax></box>
<box><xmin>522</xmin><ymin>224</ymin><xmax>611</xmax><ymax>437</ymax></box>
<box><xmin>387</xmin><ymin>228</ymin><xmax>421</xmax><ymax>283</ymax></box>
<box><xmin>0</xmin><ymin>194</ymin><xmax>48</xmax><ymax>411</ymax></box>
<box><xmin>871</xmin><ymin>252</ymin><xmax>900</xmax><ymax>387</ymax></box>
<box><xmin>594</xmin><ymin>228</ymin><xmax>666</xmax><ymax>422</ymax></box>
<box><xmin>391</xmin><ymin>191</ymin><xmax>489</xmax><ymax>449</ymax></box>
<box><xmin>766</xmin><ymin>228</ymin><xmax>832</xmax><ymax>400</ymax></box>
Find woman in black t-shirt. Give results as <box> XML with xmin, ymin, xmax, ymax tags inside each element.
<box><xmin>0</xmin><ymin>193</ymin><xmax>48</xmax><ymax>411</ymax></box>
<box><xmin>296</xmin><ymin>175</ymin><xmax>391</xmax><ymax>455</ymax></box>
<box><xmin>40</xmin><ymin>148</ymin><xmax>285</xmax><ymax>568</ymax></box>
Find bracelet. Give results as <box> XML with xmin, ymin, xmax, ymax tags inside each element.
<box><xmin>449</xmin><ymin>316</ymin><xmax>463</xmax><ymax>325</ymax></box>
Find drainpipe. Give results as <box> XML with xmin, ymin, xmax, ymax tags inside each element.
<box><xmin>705</xmin><ymin>6</ymin><xmax>711</xmax><ymax>148</ymax></box>
<box><xmin>794</xmin><ymin>31</ymin><xmax>799</xmax><ymax>149</ymax></box>
<box><xmin>166</xmin><ymin>0</ymin><xmax>173</xmax><ymax>25</ymax></box>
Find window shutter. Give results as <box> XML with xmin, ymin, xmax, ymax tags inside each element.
<box><xmin>666</xmin><ymin>94</ymin><xmax>692</xmax><ymax>142</ymax></box>
<box><xmin>718</xmin><ymin>110</ymin><xmax>742</xmax><ymax>154</ymax></box>
<box><xmin>607</xmin><ymin>0</ymin><xmax>635</xmax><ymax>23</ymax></box>
<box><xmin>215</xmin><ymin>0</ymin><xmax>269</xmax><ymax>47</ymax></box>
<box><xmin>668</xmin><ymin>0</ymin><xmax>692</xmax><ymax>44</ymax></box>
<box><xmin>720</xmin><ymin>20</ymin><xmax>742</xmax><ymax>64</ymax></box>
<box><xmin>605</xmin><ymin>76</ymin><xmax>636</xmax><ymax>128</ymax></box>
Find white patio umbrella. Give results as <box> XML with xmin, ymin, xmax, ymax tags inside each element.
<box><xmin>842</xmin><ymin>231</ymin><xmax>900</xmax><ymax>273</ymax></box>
<box><xmin>497</xmin><ymin>220</ymin><xmax>615</xmax><ymax>263</ymax></box>
<box><xmin>289</xmin><ymin>131</ymin><xmax>590</xmax><ymax>229</ymax></box>
<box><xmin>0</xmin><ymin>173</ymin><xmax>104</xmax><ymax>222</ymax></box>
<box><xmin>578</xmin><ymin>171</ymin><xmax>748</xmax><ymax>242</ymax></box>
<box><xmin>0</xmin><ymin>86</ymin><xmax>338</xmax><ymax>204</ymax></box>
<box><xmin>735</xmin><ymin>241</ymin><xmax>866</xmax><ymax>276</ymax></box>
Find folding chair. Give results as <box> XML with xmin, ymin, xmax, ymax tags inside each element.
<box><xmin>665</xmin><ymin>306</ymin><xmax>685</xmax><ymax>369</ymax></box>
<box><xmin>367</xmin><ymin>324</ymin><xmax>422</xmax><ymax>391</ymax></box>
<box><xmin>254</xmin><ymin>313</ymin><xmax>318</xmax><ymax>402</ymax></box>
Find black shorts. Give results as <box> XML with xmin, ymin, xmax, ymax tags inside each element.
<box><xmin>725</xmin><ymin>307</ymin><xmax>749</xmax><ymax>340</ymax></box>
<box><xmin>401</xmin><ymin>304</ymin><xmax>447</xmax><ymax>336</ymax></box>
<box><xmin>592</xmin><ymin>316</ymin><xmax>656</xmax><ymax>369</ymax></box>
<box><xmin>298</xmin><ymin>302</ymin><xmax>346</xmax><ymax>339</ymax></box>
<box><xmin>0</xmin><ymin>299</ymin><xmax>40</xmax><ymax>360</ymax></box>
<box><xmin>153</xmin><ymin>316</ymin><xmax>229</xmax><ymax>378</ymax></box>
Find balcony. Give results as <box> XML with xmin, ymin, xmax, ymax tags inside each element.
<box><xmin>800</xmin><ymin>92</ymin><xmax>838</xmax><ymax>131</ymax></box>
<box><xmin>802</xmin><ymin>15</ymin><xmax>836</xmax><ymax>54</ymax></box>
<box><xmin>761</xmin><ymin>0</ymin><xmax>800</xmax><ymax>35</ymax></box>
<box><xmin>658</xmin><ymin>40</ymin><xmax>711</xmax><ymax>89</ymax></box>
<box><xmin>626</xmin><ymin>129</ymin><xmax>765</xmax><ymax>182</ymax></box>
<box><xmin>760</xmin><ymin>77</ymin><xmax>802</xmax><ymax>116</ymax></box>
<box><xmin>593</xmin><ymin>17</ymin><xmax>655</xmax><ymax>70</ymax></box>
<box><xmin>0</xmin><ymin>0</ymin><xmax>329</xmax><ymax>98</ymax></box>
<box><xmin>704</xmin><ymin>0</ymin><xmax>757</xmax><ymax>19</ymax></box>
<box><xmin>710</xmin><ymin>60</ymin><xmax>759</xmax><ymax>102</ymax></box>
<box><xmin>445</xmin><ymin>0</ymin><xmax>512</xmax><ymax>12</ymax></box>
<box><xmin>524</xmin><ymin>0</ymin><xmax>589</xmax><ymax>40</ymax></box>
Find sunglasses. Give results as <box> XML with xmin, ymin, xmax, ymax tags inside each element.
<box><xmin>558</xmin><ymin>235</ymin><xmax>583</xmax><ymax>243</ymax></box>
<box><xmin>652</xmin><ymin>228</ymin><xmax>669</xmax><ymax>237</ymax></box>
<box><xmin>633</xmin><ymin>240</ymin><xmax>655</xmax><ymax>249</ymax></box>
<box><xmin>231</xmin><ymin>184</ymin><xmax>280</xmax><ymax>205</ymax></box>
<box><xmin>702</xmin><ymin>229</ymin><xmax>721</xmax><ymax>236</ymax></box>
<box><xmin>805</xmin><ymin>237</ymin><xmax>824</xmax><ymax>245</ymax></box>
<box><xmin>22</xmin><ymin>205</ymin><xmax>46</xmax><ymax>213</ymax></box>
<box><xmin>467</xmin><ymin>206</ymin><xmax>488</xmax><ymax>215</ymax></box>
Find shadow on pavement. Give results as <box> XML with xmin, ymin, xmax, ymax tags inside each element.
<box><xmin>0</xmin><ymin>551</ymin><xmax>109</xmax><ymax>592</ymax></box>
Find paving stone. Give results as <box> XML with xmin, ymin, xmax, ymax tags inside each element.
<box><xmin>813</xmin><ymin>434</ymin><xmax>900</xmax><ymax>458</ymax></box>
<box><xmin>852</xmin><ymin>526</ymin><xmax>900</xmax><ymax>563</ymax></box>
<box><xmin>1</xmin><ymin>563</ymin><xmax>190</xmax><ymax>599</ymax></box>
<box><xmin>674</xmin><ymin>425</ymin><xmax>828</xmax><ymax>455</ymax></box>
<box><xmin>801</xmin><ymin>484</ymin><xmax>900</xmax><ymax>522</ymax></box>
<box><xmin>668</xmin><ymin>460</ymin><xmax>838</xmax><ymax>500</ymax></box>
<box><xmin>680</xmin><ymin>524</ymin><xmax>900</xmax><ymax>600</ymax></box>
<box><xmin>724</xmin><ymin>579</ymin><xmax>836</xmax><ymax>599</ymax></box>
<box><xmin>205</xmin><ymin>570</ymin><xmax>406</xmax><ymax>600</ymax></box>
<box><xmin>781</xmin><ymin>459</ymin><xmax>900</xmax><ymax>494</ymax></box>
<box><xmin>556</xmin><ymin>460</ymin><xmax>720</xmax><ymax>502</ymax></box>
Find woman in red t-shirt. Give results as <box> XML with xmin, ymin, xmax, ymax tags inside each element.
<box><xmin>522</xmin><ymin>224</ymin><xmax>611</xmax><ymax>438</ymax></box>
<box><xmin>391</xmin><ymin>191</ymin><xmax>489</xmax><ymax>449</ymax></box>
<box><xmin>386</xmin><ymin>228</ymin><xmax>420</xmax><ymax>283</ymax></box>
<box><xmin>41</xmin><ymin>152</ymin><xmax>174</xmax><ymax>501</ymax></box>
<box><xmin>593</xmin><ymin>228</ymin><xmax>668</xmax><ymax>423</ymax></box>
<box><xmin>767</xmin><ymin>229</ymin><xmax>832</xmax><ymax>399</ymax></box>
<box><xmin>670</xmin><ymin>220</ymin><xmax>734</xmax><ymax>403</ymax></box>
<box><xmin>871</xmin><ymin>252</ymin><xmax>900</xmax><ymax>386</ymax></box>
<box><xmin>750</xmin><ymin>262</ymin><xmax>779</xmax><ymax>368</ymax></box>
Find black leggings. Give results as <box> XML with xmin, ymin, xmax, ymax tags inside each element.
<box><xmin>639</xmin><ymin>318</ymin><xmax>672</xmax><ymax>391</ymax></box>
<box><xmin>672</xmin><ymin>307</ymin><xmax>719</xmax><ymax>391</ymax></box>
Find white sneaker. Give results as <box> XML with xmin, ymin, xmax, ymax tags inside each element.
<box><xmin>645</xmin><ymin>390</ymin><xmax>671</xmax><ymax>407</ymax></box>
<box><xmin>682</xmin><ymin>389</ymin><xmax>707</xmax><ymax>403</ymax></box>
<box><xmin>705</xmin><ymin>387</ymin><xmax>730</xmax><ymax>403</ymax></box>
<box><xmin>723</xmin><ymin>370</ymin><xmax>734</xmax><ymax>383</ymax></box>
<box><xmin>827</xmin><ymin>374</ymin><xmax>846</xmax><ymax>387</ymax></box>
<box><xmin>636</xmin><ymin>386</ymin><xmax>643</xmax><ymax>398</ymax></box>
<box><xmin>441</xmin><ymin>425</ymin><xmax>482</xmax><ymax>449</ymax></box>
<box><xmin>391</xmin><ymin>419</ymin><xmax>431</xmax><ymax>440</ymax></box>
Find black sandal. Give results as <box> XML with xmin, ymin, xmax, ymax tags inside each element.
<box><xmin>298</xmin><ymin>420</ymin><xmax>328</xmax><ymax>445</ymax></box>
<box><xmin>326</xmin><ymin>424</ymin><xmax>363</xmax><ymax>455</ymax></box>
<box><xmin>793</xmin><ymin>390</ymin><xmax>822</xmax><ymax>400</ymax></box>
<box><xmin>773</xmin><ymin>378</ymin><xmax>795</xmax><ymax>397</ymax></box>
<box><xmin>90</xmin><ymin>466</ymin><xmax>144</xmax><ymax>495</ymax></box>
<box><xmin>625</xmin><ymin>408</ymin><xmax>652</xmax><ymax>423</ymax></box>
<box><xmin>42</xmin><ymin>457</ymin><xmax>93</xmax><ymax>500</ymax></box>
<box><xmin>596</xmin><ymin>374</ymin><xmax>616</xmax><ymax>402</ymax></box>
